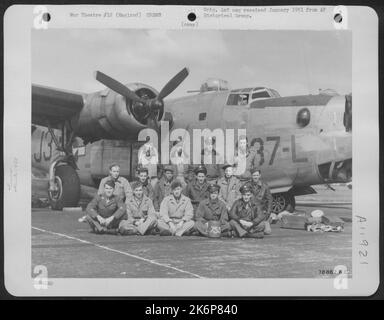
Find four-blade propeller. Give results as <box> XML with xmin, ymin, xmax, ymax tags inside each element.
<box><xmin>94</xmin><ymin>67</ymin><xmax>189</xmax><ymax>130</ymax></box>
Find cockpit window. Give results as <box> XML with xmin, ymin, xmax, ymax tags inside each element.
<box><xmin>226</xmin><ymin>93</ymin><xmax>249</xmax><ymax>106</ymax></box>
<box><xmin>270</xmin><ymin>89</ymin><xmax>281</xmax><ymax>98</ymax></box>
<box><xmin>251</xmin><ymin>90</ymin><xmax>271</xmax><ymax>100</ymax></box>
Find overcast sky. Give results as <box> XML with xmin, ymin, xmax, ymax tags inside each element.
<box><xmin>32</xmin><ymin>29</ymin><xmax>351</xmax><ymax>98</ymax></box>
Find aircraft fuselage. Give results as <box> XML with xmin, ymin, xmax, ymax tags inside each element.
<box><xmin>32</xmin><ymin>88</ymin><xmax>352</xmax><ymax>199</ymax></box>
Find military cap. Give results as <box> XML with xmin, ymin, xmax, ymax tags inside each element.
<box><xmin>163</xmin><ymin>165</ymin><xmax>174</xmax><ymax>173</ymax></box>
<box><xmin>194</xmin><ymin>165</ymin><xmax>207</xmax><ymax>175</ymax></box>
<box><xmin>239</xmin><ymin>184</ymin><xmax>252</xmax><ymax>194</ymax></box>
<box><xmin>170</xmin><ymin>180</ymin><xmax>183</xmax><ymax>190</ymax></box>
<box><xmin>250</xmin><ymin>168</ymin><xmax>261</xmax><ymax>175</ymax></box>
<box><xmin>238</xmin><ymin>134</ymin><xmax>248</xmax><ymax>141</ymax></box>
<box><xmin>208</xmin><ymin>184</ymin><xmax>220</xmax><ymax>193</ymax></box>
<box><xmin>109</xmin><ymin>163</ymin><xmax>120</xmax><ymax>170</ymax></box>
<box><xmin>222</xmin><ymin>162</ymin><xmax>233</xmax><ymax>170</ymax></box>
<box><xmin>137</xmin><ymin>167</ymin><xmax>149</xmax><ymax>174</ymax></box>
<box><xmin>104</xmin><ymin>179</ymin><xmax>115</xmax><ymax>189</ymax></box>
<box><xmin>131</xmin><ymin>181</ymin><xmax>143</xmax><ymax>190</ymax></box>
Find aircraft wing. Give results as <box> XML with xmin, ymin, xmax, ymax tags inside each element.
<box><xmin>32</xmin><ymin>84</ymin><xmax>85</xmax><ymax>129</ymax></box>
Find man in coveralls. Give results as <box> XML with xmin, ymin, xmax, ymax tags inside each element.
<box><xmin>119</xmin><ymin>181</ymin><xmax>158</xmax><ymax>236</ymax></box>
<box><xmin>153</xmin><ymin>165</ymin><xmax>176</xmax><ymax>211</ymax></box>
<box><xmin>158</xmin><ymin>180</ymin><xmax>195</xmax><ymax>236</ymax></box>
<box><xmin>217</xmin><ymin>163</ymin><xmax>242</xmax><ymax>211</ymax></box>
<box><xmin>97</xmin><ymin>163</ymin><xmax>132</xmax><ymax>201</ymax></box>
<box><xmin>183</xmin><ymin>165</ymin><xmax>210</xmax><ymax>214</ymax></box>
<box><xmin>134</xmin><ymin>167</ymin><xmax>155</xmax><ymax>201</ymax></box>
<box><xmin>233</xmin><ymin>135</ymin><xmax>257</xmax><ymax>182</ymax></box>
<box><xmin>86</xmin><ymin>180</ymin><xmax>126</xmax><ymax>235</ymax></box>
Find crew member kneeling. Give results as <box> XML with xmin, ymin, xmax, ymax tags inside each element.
<box><xmin>229</xmin><ymin>185</ymin><xmax>265</xmax><ymax>238</ymax></box>
<box><xmin>158</xmin><ymin>180</ymin><xmax>194</xmax><ymax>236</ymax></box>
<box><xmin>195</xmin><ymin>184</ymin><xmax>232</xmax><ymax>237</ymax></box>
<box><xmin>119</xmin><ymin>181</ymin><xmax>158</xmax><ymax>236</ymax></box>
<box><xmin>86</xmin><ymin>180</ymin><xmax>126</xmax><ymax>235</ymax></box>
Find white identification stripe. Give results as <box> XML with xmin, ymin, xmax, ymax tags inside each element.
<box><xmin>32</xmin><ymin>226</ymin><xmax>204</xmax><ymax>279</ymax></box>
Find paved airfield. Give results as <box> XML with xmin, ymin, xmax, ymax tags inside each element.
<box><xmin>32</xmin><ymin>186</ymin><xmax>352</xmax><ymax>278</ymax></box>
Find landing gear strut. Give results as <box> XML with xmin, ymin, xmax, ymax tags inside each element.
<box><xmin>271</xmin><ymin>193</ymin><xmax>295</xmax><ymax>214</ymax></box>
<box><xmin>48</xmin><ymin>164</ymin><xmax>80</xmax><ymax>210</ymax></box>
<box><xmin>46</xmin><ymin>120</ymin><xmax>80</xmax><ymax>210</ymax></box>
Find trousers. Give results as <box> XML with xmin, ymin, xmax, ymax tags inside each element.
<box><xmin>229</xmin><ymin>220</ymin><xmax>266</xmax><ymax>238</ymax></box>
<box><xmin>264</xmin><ymin>220</ymin><xmax>272</xmax><ymax>235</ymax></box>
<box><xmin>86</xmin><ymin>215</ymin><xmax>123</xmax><ymax>234</ymax></box>
<box><xmin>118</xmin><ymin>216</ymin><xmax>157</xmax><ymax>235</ymax></box>
<box><xmin>194</xmin><ymin>220</ymin><xmax>231</xmax><ymax>237</ymax></box>
<box><xmin>157</xmin><ymin>219</ymin><xmax>195</xmax><ymax>236</ymax></box>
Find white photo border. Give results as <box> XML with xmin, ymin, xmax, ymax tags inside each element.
<box><xmin>3</xmin><ymin>5</ymin><xmax>379</xmax><ymax>296</ymax></box>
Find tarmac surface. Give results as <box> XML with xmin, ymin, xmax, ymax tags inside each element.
<box><xmin>32</xmin><ymin>186</ymin><xmax>352</xmax><ymax>279</ymax></box>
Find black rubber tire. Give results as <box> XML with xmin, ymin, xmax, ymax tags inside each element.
<box><xmin>285</xmin><ymin>193</ymin><xmax>296</xmax><ymax>213</ymax></box>
<box><xmin>272</xmin><ymin>192</ymin><xmax>296</xmax><ymax>214</ymax></box>
<box><xmin>48</xmin><ymin>165</ymin><xmax>80</xmax><ymax>210</ymax></box>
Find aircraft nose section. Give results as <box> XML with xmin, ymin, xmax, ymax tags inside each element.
<box><xmin>314</xmin><ymin>94</ymin><xmax>352</xmax><ymax>183</ymax></box>
<box><xmin>317</xmin><ymin>94</ymin><xmax>352</xmax><ymax>135</ymax></box>
<box><xmin>315</xmin><ymin>129</ymin><xmax>352</xmax><ymax>184</ymax></box>
<box><xmin>317</xmin><ymin>158</ymin><xmax>352</xmax><ymax>183</ymax></box>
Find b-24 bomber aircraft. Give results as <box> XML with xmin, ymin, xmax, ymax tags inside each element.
<box><xmin>32</xmin><ymin>67</ymin><xmax>352</xmax><ymax>213</ymax></box>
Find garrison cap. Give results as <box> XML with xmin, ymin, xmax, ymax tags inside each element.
<box><xmin>238</xmin><ymin>134</ymin><xmax>248</xmax><ymax>141</ymax></box>
<box><xmin>239</xmin><ymin>184</ymin><xmax>252</xmax><ymax>194</ymax></box>
<box><xmin>250</xmin><ymin>168</ymin><xmax>261</xmax><ymax>175</ymax></box>
<box><xmin>194</xmin><ymin>165</ymin><xmax>207</xmax><ymax>175</ymax></box>
<box><xmin>222</xmin><ymin>162</ymin><xmax>233</xmax><ymax>170</ymax></box>
<box><xmin>171</xmin><ymin>180</ymin><xmax>183</xmax><ymax>190</ymax></box>
<box><xmin>208</xmin><ymin>184</ymin><xmax>220</xmax><ymax>193</ymax></box>
<box><xmin>131</xmin><ymin>181</ymin><xmax>143</xmax><ymax>190</ymax></box>
<box><xmin>104</xmin><ymin>179</ymin><xmax>115</xmax><ymax>189</ymax></box>
<box><xmin>109</xmin><ymin>163</ymin><xmax>120</xmax><ymax>170</ymax></box>
<box><xmin>137</xmin><ymin>166</ymin><xmax>149</xmax><ymax>174</ymax></box>
<box><xmin>163</xmin><ymin>165</ymin><xmax>174</xmax><ymax>173</ymax></box>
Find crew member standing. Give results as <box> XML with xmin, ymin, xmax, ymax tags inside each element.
<box><xmin>86</xmin><ymin>180</ymin><xmax>127</xmax><ymax>235</ymax></box>
<box><xmin>183</xmin><ymin>165</ymin><xmax>210</xmax><ymax>214</ymax></box>
<box><xmin>192</xmin><ymin>136</ymin><xmax>223</xmax><ymax>184</ymax></box>
<box><xmin>153</xmin><ymin>165</ymin><xmax>176</xmax><ymax>211</ymax></box>
<box><xmin>195</xmin><ymin>184</ymin><xmax>232</xmax><ymax>237</ymax></box>
<box><xmin>233</xmin><ymin>135</ymin><xmax>257</xmax><ymax>182</ymax></box>
<box><xmin>246</xmin><ymin>168</ymin><xmax>273</xmax><ymax>235</ymax></box>
<box><xmin>217</xmin><ymin>163</ymin><xmax>242</xmax><ymax>211</ymax></box>
<box><xmin>170</xmin><ymin>136</ymin><xmax>190</xmax><ymax>187</ymax></box>
<box><xmin>229</xmin><ymin>185</ymin><xmax>265</xmax><ymax>238</ymax></box>
<box><xmin>138</xmin><ymin>140</ymin><xmax>159</xmax><ymax>187</ymax></box>
<box><xmin>134</xmin><ymin>167</ymin><xmax>155</xmax><ymax>201</ymax></box>
<box><xmin>98</xmin><ymin>163</ymin><xmax>132</xmax><ymax>202</ymax></box>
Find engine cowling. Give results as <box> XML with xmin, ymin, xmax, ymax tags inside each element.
<box><xmin>74</xmin><ymin>83</ymin><xmax>159</xmax><ymax>142</ymax></box>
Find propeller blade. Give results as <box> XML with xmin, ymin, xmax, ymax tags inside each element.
<box><xmin>146</xmin><ymin>116</ymin><xmax>158</xmax><ymax>131</ymax></box>
<box><xmin>158</xmin><ymin>67</ymin><xmax>189</xmax><ymax>100</ymax></box>
<box><xmin>94</xmin><ymin>71</ymin><xmax>145</xmax><ymax>103</ymax></box>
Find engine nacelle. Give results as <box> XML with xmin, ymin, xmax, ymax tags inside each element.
<box><xmin>74</xmin><ymin>83</ymin><xmax>159</xmax><ymax>143</ymax></box>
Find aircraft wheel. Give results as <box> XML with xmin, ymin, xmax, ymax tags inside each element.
<box><xmin>48</xmin><ymin>165</ymin><xmax>80</xmax><ymax>210</ymax></box>
<box><xmin>272</xmin><ymin>193</ymin><xmax>295</xmax><ymax>214</ymax></box>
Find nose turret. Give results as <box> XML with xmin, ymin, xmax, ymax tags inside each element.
<box><xmin>316</xmin><ymin>94</ymin><xmax>352</xmax><ymax>183</ymax></box>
